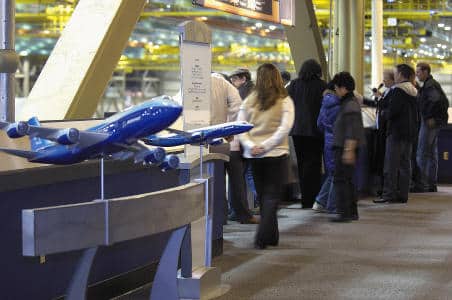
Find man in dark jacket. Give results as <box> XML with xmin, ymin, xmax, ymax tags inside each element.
<box><xmin>287</xmin><ymin>59</ymin><xmax>327</xmax><ymax>209</ymax></box>
<box><xmin>229</xmin><ymin>68</ymin><xmax>255</xmax><ymax>100</ymax></box>
<box><xmin>414</xmin><ymin>62</ymin><xmax>449</xmax><ymax>192</ymax></box>
<box><xmin>330</xmin><ymin>72</ymin><xmax>364</xmax><ymax>222</ymax></box>
<box><xmin>374</xmin><ymin>64</ymin><xmax>418</xmax><ymax>204</ymax></box>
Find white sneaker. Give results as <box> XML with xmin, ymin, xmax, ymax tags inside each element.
<box><xmin>312</xmin><ymin>202</ymin><xmax>326</xmax><ymax>213</ymax></box>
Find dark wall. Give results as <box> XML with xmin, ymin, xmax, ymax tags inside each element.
<box><xmin>438</xmin><ymin>125</ymin><xmax>452</xmax><ymax>183</ymax></box>
<box><xmin>0</xmin><ymin>160</ymin><xmax>225</xmax><ymax>300</ymax></box>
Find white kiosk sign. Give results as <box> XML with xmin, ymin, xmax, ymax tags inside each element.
<box><xmin>180</xmin><ymin>41</ymin><xmax>212</xmax><ymax>130</ymax></box>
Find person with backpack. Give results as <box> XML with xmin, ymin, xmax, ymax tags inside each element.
<box><xmin>414</xmin><ymin>62</ymin><xmax>450</xmax><ymax>193</ymax></box>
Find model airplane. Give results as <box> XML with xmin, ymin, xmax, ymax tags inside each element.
<box><xmin>0</xmin><ymin>95</ymin><xmax>182</xmax><ymax>171</ymax></box>
<box><xmin>142</xmin><ymin>121</ymin><xmax>254</xmax><ymax>147</ymax></box>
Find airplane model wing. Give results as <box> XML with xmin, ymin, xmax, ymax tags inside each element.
<box><xmin>165</xmin><ymin>127</ymin><xmax>192</xmax><ymax>137</ymax></box>
<box><xmin>27</xmin><ymin>126</ymin><xmax>110</xmax><ymax>147</ymax></box>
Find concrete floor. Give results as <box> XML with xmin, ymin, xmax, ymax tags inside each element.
<box><xmin>213</xmin><ymin>185</ymin><xmax>452</xmax><ymax>300</ymax></box>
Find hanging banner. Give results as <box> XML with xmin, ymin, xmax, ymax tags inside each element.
<box><xmin>193</xmin><ymin>0</ymin><xmax>295</xmax><ymax>25</ymax></box>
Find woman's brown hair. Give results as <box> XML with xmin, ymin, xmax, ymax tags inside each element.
<box><xmin>252</xmin><ymin>63</ymin><xmax>288</xmax><ymax>111</ymax></box>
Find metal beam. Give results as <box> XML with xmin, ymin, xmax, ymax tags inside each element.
<box><xmin>22</xmin><ymin>182</ymin><xmax>205</xmax><ymax>256</ymax></box>
<box><xmin>0</xmin><ymin>0</ymin><xmax>18</xmax><ymax>122</ymax></box>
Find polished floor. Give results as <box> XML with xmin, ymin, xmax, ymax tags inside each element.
<box><xmin>214</xmin><ymin>185</ymin><xmax>452</xmax><ymax>300</ymax></box>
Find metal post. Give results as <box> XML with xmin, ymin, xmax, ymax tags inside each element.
<box><xmin>199</xmin><ymin>144</ymin><xmax>203</xmax><ymax>179</ymax></box>
<box><xmin>0</xmin><ymin>0</ymin><xmax>18</xmax><ymax>122</ymax></box>
<box><xmin>100</xmin><ymin>158</ymin><xmax>104</xmax><ymax>200</ymax></box>
<box><xmin>372</xmin><ymin>0</ymin><xmax>383</xmax><ymax>88</ymax></box>
<box><xmin>23</xmin><ymin>58</ymin><xmax>30</xmax><ymax>97</ymax></box>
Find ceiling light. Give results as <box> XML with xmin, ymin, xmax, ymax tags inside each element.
<box><xmin>437</xmin><ymin>43</ymin><xmax>442</xmax><ymax>47</ymax></box>
<box><xmin>420</xmin><ymin>37</ymin><xmax>426</xmax><ymax>42</ymax></box>
<box><xmin>255</xmin><ymin>22</ymin><xmax>262</xmax><ymax>28</ymax></box>
<box><xmin>269</xmin><ymin>25</ymin><xmax>276</xmax><ymax>30</ymax></box>
<box><xmin>438</xmin><ymin>23</ymin><xmax>445</xmax><ymax>28</ymax></box>
<box><xmin>442</xmin><ymin>45</ymin><xmax>447</xmax><ymax>49</ymax></box>
<box><xmin>445</xmin><ymin>26</ymin><xmax>451</xmax><ymax>31</ymax></box>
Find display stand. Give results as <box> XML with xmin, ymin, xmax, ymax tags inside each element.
<box><xmin>177</xmin><ymin>19</ymin><xmax>225</xmax><ymax>299</ymax></box>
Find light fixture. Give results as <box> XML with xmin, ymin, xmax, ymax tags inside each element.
<box><xmin>438</xmin><ymin>23</ymin><xmax>445</xmax><ymax>28</ymax></box>
<box><xmin>445</xmin><ymin>26</ymin><xmax>451</xmax><ymax>31</ymax></box>
<box><xmin>420</xmin><ymin>37</ymin><xmax>426</xmax><ymax>42</ymax></box>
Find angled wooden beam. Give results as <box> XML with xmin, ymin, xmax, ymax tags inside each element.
<box><xmin>18</xmin><ymin>0</ymin><xmax>146</xmax><ymax>121</ymax></box>
<box><xmin>284</xmin><ymin>0</ymin><xmax>328</xmax><ymax>78</ymax></box>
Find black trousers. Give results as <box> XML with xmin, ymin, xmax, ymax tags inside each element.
<box><xmin>382</xmin><ymin>135</ymin><xmax>412</xmax><ymax>201</ymax></box>
<box><xmin>225</xmin><ymin>151</ymin><xmax>252</xmax><ymax>222</ymax></box>
<box><xmin>249</xmin><ymin>155</ymin><xmax>288</xmax><ymax>246</ymax></box>
<box><xmin>292</xmin><ymin>136</ymin><xmax>323</xmax><ymax>208</ymax></box>
<box><xmin>334</xmin><ymin>148</ymin><xmax>358</xmax><ymax>218</ymax></box>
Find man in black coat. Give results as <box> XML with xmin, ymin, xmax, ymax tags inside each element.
<box><xmin>413</xmin><ymin>62</ymin><xmax>449</xmax><ymax>192</ymax></box>
<box><xmin>287</xmin><ymin>59</ymin><xmax>327</xmax><ymax>209</ymax></box>
<box><xmin>374</xmin><ymin>64</ymin><xmax>418</xmax><ymax>204</ymax></box>
<box><xmin>330</xmin><ymin>72</ymin><xmax>364</xmax><ymax>222</ymax></box>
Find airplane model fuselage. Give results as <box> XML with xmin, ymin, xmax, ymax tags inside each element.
<box><xmin>144</xmin><ymin>121</ymin><xmax>254</xmax><ymax>147</ymax></box>
<box><xmin>0</xmin><ymin>96</ymin><xmax>183</xmax><ymax>166</ymax></box>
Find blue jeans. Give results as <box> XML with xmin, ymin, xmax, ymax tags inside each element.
<box><xmin>244</xmin><ymin>163</ymin><xmax>257</xmax><ymax>207</ymax></box>
<box><xmin>416</xmin><ymin>120</ymin><xmax>439</xmax><ymax>190</ymax></box>
<box><xmin>315</xmin><ymin>174</ymin><xmax>336</xmax><ymax>213</ymax></box>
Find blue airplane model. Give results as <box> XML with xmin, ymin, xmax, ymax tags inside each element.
<box><xmin>0</xmin><ymin>95</ymin><xmax>183</xmax><ymax>171</ymax></box>
<box><xmin>142</xmin><ymin>121</ymin><xmax>253</xmax><ymax>147</ymax></box>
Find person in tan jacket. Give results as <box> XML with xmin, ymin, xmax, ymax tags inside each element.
<box><xmin>238</xmin><ymin>63</ymin><xmax>294</xmax><ymax>249</ymax></box>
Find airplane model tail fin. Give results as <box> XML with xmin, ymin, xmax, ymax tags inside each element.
<box><xmin>28</xmin><ymin>117</ymin><xmax>53</xmax><ymax>151</ymax></box>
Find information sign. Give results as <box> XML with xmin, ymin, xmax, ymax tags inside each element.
<box><xmin>193</xmin><ymin>0</ymin><xmax>294</xmax><ymax>25</ymax></box>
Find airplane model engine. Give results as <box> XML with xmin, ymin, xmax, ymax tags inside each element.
<box><xmin>6</xmin><ymin>121</ymin><xmax>29</xmax><ymax>138</ymax></box>
<box><xmin>208</xmin><ymin>138</ymin><xmax>223</xmax><ymax>146</ymax></box>
<box><xmin>56</xmin><ymin>128</ymin><xmax>80</xmax><ymax>145</ymax></box>
<box><xmin>143</xmin><ymin>147</ymin><xmax>166</xmax><ymax>164</ymax></box>
<box><xmin>158</xmin><ymin>154</ymin><xmax>180</xmax><ymax>172</ymax></box>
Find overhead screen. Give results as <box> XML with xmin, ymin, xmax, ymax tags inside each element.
<box><xmin>193</xmin><ymin>0</ymin><xmax>295</xmax><ymax>26</ymax></box>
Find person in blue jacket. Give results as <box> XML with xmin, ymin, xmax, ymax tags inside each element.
<box><xmin>313</xmin><ymin>78</ymin><xmax>341</xmax><ymax>213</ymax></box>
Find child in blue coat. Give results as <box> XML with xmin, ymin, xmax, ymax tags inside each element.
<box><xmin>313</xmin><ymin>80</ymin><xmax>341</xmax><ymax>213</ymax></box>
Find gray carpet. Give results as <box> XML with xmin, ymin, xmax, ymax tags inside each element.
<box><xmin>213</xmin><ymin>186</ymin><xmax>452</xmax><ymax>300</ymax></box>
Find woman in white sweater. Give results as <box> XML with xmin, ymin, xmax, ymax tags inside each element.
<box><xmin>238</xmin><ymin>63</ymin><xmax>295</xmax><ymax>249</ymax></box>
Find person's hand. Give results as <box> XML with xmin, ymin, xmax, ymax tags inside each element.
<box><xmin>373</xmin><ymin>91</ymin><xmax>382</xmax><ymax>98</ymax></box>
<box><xmin>251</xmin><ymin>145</ymin><xmax>265</xmax><ymax>157</ymax></box>
<box><xmin>224</xmin><ymin>136</ymin><xmax>234</xmax><ymax>142</ymax></box>
<box><xmin>342</xmin><ymin>149</ymin><xmax>356</xmax><ymax>165</ymax></box>
<box><xmin>426</xmin><ymin>118</ymin><xmax>436</xmax><ymax>129</ymax></box>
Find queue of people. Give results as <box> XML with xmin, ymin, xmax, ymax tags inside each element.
<box><xmin>221</xmin><ymin>60</ymin><xmax>449</xmax><ymax>250</ymax></box>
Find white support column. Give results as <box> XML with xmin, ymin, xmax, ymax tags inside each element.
<box><xmin>333</xmin><ymin>0</ymin><xmax>339</xmax><ymax>75</ymax></box>
<box><xmin>372</xmin><ymin>0</ymin><xmax>383</xmax><ymax>88</ymax></box>
<box><xmin>350</xmin><ymin>0</ymin><xmax>365</xmax><ymax>94</ymax></box>
<box><xmin>338</xmin><ymin>0</ymin><xmax>351</xmax><ymax>72</ymax></box>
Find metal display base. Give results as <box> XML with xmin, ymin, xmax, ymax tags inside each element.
<box><xmin>178</xmin><ymin>267</ymin><xmax>229</xmax><ymax>300</ymax></box>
